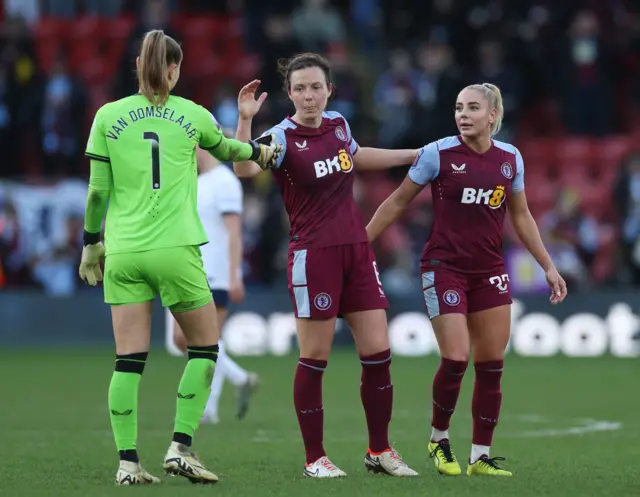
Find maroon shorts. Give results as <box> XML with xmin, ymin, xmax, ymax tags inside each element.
<box><xmin>287</xmin><ymin>242</ymin><xmax>389</xmax><ymax>319</ymax></box>
<box><xmin>420</xmin><ymin>265</ymin><xmax>512</xmax><ymax>319</ymax></box>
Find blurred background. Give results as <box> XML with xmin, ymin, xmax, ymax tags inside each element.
<box><xmin>0</xmin><ymin>0</ymin><xmax>639</xmax><ymax>352</ymax></box>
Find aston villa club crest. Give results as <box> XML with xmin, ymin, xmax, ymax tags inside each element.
<box><xmin>500</xmin><ymin>162</ymin><xmax>513</xmax><ymax>179</ymax></box>
<box><xmin>335</xmin><ymin>126</ymin><xmax>347</xmax><ymax>142</ymax></box>
<box><xmin>443</xmin><ymin>290</ymin><xmax>460</xmax><ymax>306</ymax></box>
<box><xmin>314</xmin><ymin>293</ymin><xmax>332</xmax><ymax>310</ymax></box>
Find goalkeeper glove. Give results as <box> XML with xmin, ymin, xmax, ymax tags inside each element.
<box><xmin>79</xmin><ymin>233</ymin><xmax>105</xmax><ymax>286</ymax></box>
<box><xmin>249</xmin><ymin>134</ymin><xmax>283</xmax><ymax>170</ymax></box>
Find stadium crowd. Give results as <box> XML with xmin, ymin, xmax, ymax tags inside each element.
<box><xmin>1</xmin><ymin>0</ymin><xmax>639</xmax><ymax>295</ymax></box>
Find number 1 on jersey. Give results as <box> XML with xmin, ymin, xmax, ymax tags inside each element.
<box><xmin>143</xmin><ymin>131</ymin><xmax>160</xmax><ymax>189</ymax></box>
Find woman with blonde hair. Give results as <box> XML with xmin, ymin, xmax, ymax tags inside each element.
<box><xmin>367</xmin><ymin>83</ymin><xmax>567</xmax><ymax>477</ymax></box>
<box><xmin>79</xmin><ymin>29</ymin><xmax>281</xmax><ymax>485</ymax></box>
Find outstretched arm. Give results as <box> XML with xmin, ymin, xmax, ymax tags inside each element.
<box><xmin>367</xmin><ymin>176</ymin><xmax>424</xmax><ymax>242</ymax></box>
<box><xmin>203</xmin><ymin>132</ymin><xmax>255</xmax><ymax>163</ymax></box>
<box><xmin>507</xmin><ymin>191</ymin><xmax>567</xmax><ymax>304</ymax></box>
<box><xmin>366</xmin><ymin>142</ymin><xmax>439</xmax><ymax>241</ymax></box>
<box><xmin>354</xmin><ymin>147</ymin><xmax>418</xmax><ymax>171</ymax></box>
<box><xmin>234</xmin><ymin>116</ymin><xmax>263</xmax><ymax>178</ymax></box>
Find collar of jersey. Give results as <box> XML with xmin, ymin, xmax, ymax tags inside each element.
<box><xmin>286</xmin><ymin>116</ymin><xmax>327</xmax><ymax>136</ymax></box>
<box><xmin>458</xmin><ymin>135</ymin><xmax>495</xmax><ymax>157</ymax></box>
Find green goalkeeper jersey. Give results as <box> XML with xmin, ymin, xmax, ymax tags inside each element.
<box><xmin>85</xmin><ymin>94</ymin><xmax>253</xmax><ymax>255</ymax></box>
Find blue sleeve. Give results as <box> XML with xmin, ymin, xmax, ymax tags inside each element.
<box><xmin>408</xmin><ymin>142</ymin><xmax>440</xmax><ymax>185</ymax></box>
<box><xmin>260</xmin><ymin>126</ymin><xmax>287</xmax><ymax>169</ymax></box>
<box><xmin>512</xmin><ymin>147</ymin><xmax>525</xmax><ymax>192</ymax></box>
<box><xmin>342</xmin><ymin>117</ymin><xmax>359</xmax><ymax>155</ymax></box>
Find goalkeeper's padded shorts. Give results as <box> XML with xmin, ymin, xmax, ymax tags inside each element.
<box><xmin>104</xmin><ymin>245</ymin><xmax>212</xmax><ymax>312</ymax></box>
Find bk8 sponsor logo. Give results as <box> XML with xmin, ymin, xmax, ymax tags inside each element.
<box><xmin>314</xmin><ymin>149</ymin><xmax>353</xmax><ymax>178</ymax></box>
<box><xmin>461</xmin><ymin>185</ymin><xmax>506</xmax><ymax>209</ymax></box>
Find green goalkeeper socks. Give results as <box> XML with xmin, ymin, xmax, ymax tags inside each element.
<box><xmin>108</xmin><ymin>352</ymin><xmax>148</xmax><ymax>462</ymax></box>
<box><xmin>173</xmin><ymin>345</ymin><xmax>219</xmax><ymax>446</ymax></box>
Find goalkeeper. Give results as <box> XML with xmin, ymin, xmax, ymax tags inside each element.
<box><xmin>79</xmin><ymin>29</ymin><xmax>281</xmax><ymax>486</ymax></box>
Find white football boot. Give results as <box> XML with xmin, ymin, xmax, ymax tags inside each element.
<box><xmin>303</xmin><ymin>456</ymin><xmax>347</xmax><ymax>478</ymax></box>
<box><xmin>364</xmin><ymin>448</ymin><xmax>419</xmax><ymax>477</ymax></box>
<box><xmin>163</xmin><ymin>442</ymin><xmax>219</xmax><ymax>484</ymax></box>
<box><xmin>115</xmin><ymin>461</ymin><xmax>161</xmax><ymax>485</ymax></box>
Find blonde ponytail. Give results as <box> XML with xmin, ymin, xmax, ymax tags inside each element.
<box><xmin>137</xmin><ymin>30</ymin><xmax>182</xmax><ymax>107</ymax></box>
<box><xmin>465</xmin><ymin>83</ymin><xmax>504</xmax><ymax>137</ymax></box>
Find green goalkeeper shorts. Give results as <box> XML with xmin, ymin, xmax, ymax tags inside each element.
<box><xmin>104</xmin><ymin>245</ymin><xmax>212</xmax><ymax>312</ymax></box>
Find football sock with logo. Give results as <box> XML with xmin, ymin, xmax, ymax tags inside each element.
<box><xmin>471</xmin><ymin>360</ymin><xmax>503</xmax><ymax>460</ymax></box>
<box><xmin>173</xmin><ymin>345</ymin><xmax>219</xmax><ymax>446</ymax></box>
<box><xmin>109</xmin><ymin>352</ymin><xmax>148</xmax><ymax>462</ymax></box>
<box><xmin>360</xmin><ymin>349</ymin><xmax>393</xmax><ymax>453</ymax></box>
<box><xmin>294</xmin><ymin>358</ymin><xmax>327</xmax><ymax>464</ymax></box>
<box><xmin>431</xmin><ymin>357</ymin><xmax>468</xmax><ymax>440</ymax></box>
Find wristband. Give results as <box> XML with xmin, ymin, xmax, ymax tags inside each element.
<box><xmin>83</xmin><ymin>230</ymin><xmax>101</xmax><ymax>246</ymax></box>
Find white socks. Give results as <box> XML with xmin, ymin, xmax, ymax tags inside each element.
<box><xmin>219</xmin><ymin>353</ymin><xmax>249</xmax><ymax>386</ymax></box>
<box><xmin>470</xmin><ymin>444</ymin><xmax>490</xmax><ymax>463</ymax></box>
<box><xmin>430</xmin><ymin>427</ymin><xmax>449</xmax><ymax>442</ymax></box>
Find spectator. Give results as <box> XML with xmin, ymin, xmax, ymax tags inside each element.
<box><xmin>411</xmin><ymin>38</ymin><xmax>461</xmax><ymax>146</ymax></box>
<box><xmin>41</xmin><ymin>57</ymin><xmax>86</xmax><ymax>177</ymax></box>
<box><xmin>470</xmin><ymin>38</ymin><xmax>522</xmax><ymax>141</ymax></box>
<box><xmin>540</xmin><ymin>188</ymin><xmax>601</xmax><ymax>291</ymax></box>
<box><xmin>613</xmin><ymin>152</ymin><xmax>640</xmax><ymax>285</ymax></box>
<box><xmin>114</xmin><ymin>0</ymin><xmax>177</xmax><ymax>98</ymax></box>
<box><xmin>325</xmin><ymin>44</ymin><xmax>360</xmax><ymax>125</ymax></box>
<box><xmin>256</xmin><ymin>14</ymin><xmax>301</xmax><ymax>100</ymax></box>
<box><xmin>373</xmin><ymin>48</ymin><xmax>422</xmax><ymax>148</ymax></box>
<box><xmin>4</xmin><ymin>0</ymin><xmax>39</xmax><ymax>25</ymax></box>
<box><xmin>211</xmin><ymin>82</ymin><xmax>240</xmax><ymax>135</ymax></box>
<box><xmin>555</xmin><ymin>9</ymin><xmax>615</xmax><ymax>136</ymax></box>
<box><xmin>290</xmin><ymin>0</ymin><xmax>346</xmax><ymax>53</ymax></box>
<box><xmin>29</xmin><ymin>210</ymin><xmax>83</xmax><ymax>296</ymax></box>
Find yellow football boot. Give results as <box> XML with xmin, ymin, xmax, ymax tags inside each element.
<box><xmin>428</xmin><ymin>439</ymin><xmax>462</xmax><ymax>476</ymax></box>
<box><xmin>466</xmin><ymin>456</ymin><xmax>512</xmax><ymax>476</ymax></box>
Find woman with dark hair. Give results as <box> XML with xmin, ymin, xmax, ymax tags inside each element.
<box><xmin>233</xmin><ymin>53</ymin><xmax>419</xmax><ymax>478</ymax></box>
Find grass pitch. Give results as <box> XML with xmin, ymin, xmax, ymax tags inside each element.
<box><xmin>2</xmin><ymin>350</ymin><xmax>639</xmax><ymax>496</ymax></box>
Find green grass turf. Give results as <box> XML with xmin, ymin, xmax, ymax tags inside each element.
<box><xmin>1</xmin><ymin>350</ymin><xmax>639</xmax><ymax>496</ymax></box>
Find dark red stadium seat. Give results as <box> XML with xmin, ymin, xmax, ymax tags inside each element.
<box><xmin>183</xmin><ymin>50</ymin><xmax>225</xmax><ymax>79</ymax></box>
<box><xmin>65</xmin><ymin>17</ymin><xmax>102</xmax><ymax>75</ymax></box>
<box><xmin>103</xmin><ymin>16</ymin><xmax>135</xmax><ymax>74</ymax></box>
<box><xmin>78</xmin><ymin>59</ymin><xmax>109</xmax><ymax>86</ymax></box>
<box><xmin>34</xmin><ymin>18</ymin><xmax>70</xmax><ymax>74</ymax></box>
<box><xmin>592</xmin><ymin>136</ymin><xmax>633</xmax><ymax>173</ymax></box>
<box><xmin>555</xmin><ymin>137</ymin><xmax>593</xmax><ymax>168</ymax></box>
<box><xmin>518</xmin><ymin>138</ymin><xmax>557</xmax><ymax>181</ymax></box>
<box><xmin>223</xmin><ymin>54</ymin><xmax>259</xmax><ymax>84</ymax></box>
<box><xmin>517</xmin><ymin>138</ymin><xmax>555</xmax><ymax>166</ymax></box>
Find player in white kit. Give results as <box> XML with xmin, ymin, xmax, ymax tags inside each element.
<box><xmin>172</xmin><ymin>146</ymin><xmax>259</xmax><ymax>424</ymax></box>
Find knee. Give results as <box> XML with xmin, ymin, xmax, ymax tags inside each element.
<box><xmin>435</xmin><ymin>331</ymin><xmax>469</xmax><ymax>362</ymax></box>
<box><xmin>300</xmin><ymin>348</ymin><xmax>331</xmax><ymax>361</ymax></box>
<box><xmin>436</xmin><ymin>356</ymin><xmax>468</xmax><ymax>380</ymax></box>
<box><xmin>441</xmin><ymin>351</ymin><xmax>470</xmax><ymax>363</ymax></box>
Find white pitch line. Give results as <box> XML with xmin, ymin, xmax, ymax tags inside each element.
<box><xmin>512</xmin><ymin>420</ymin><xmax>622</xmax><ymax>438</ymax></box>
